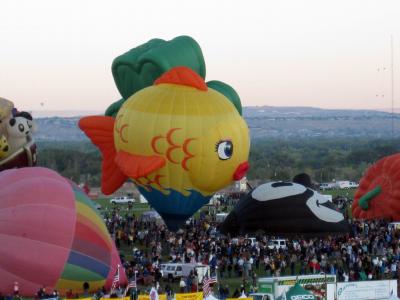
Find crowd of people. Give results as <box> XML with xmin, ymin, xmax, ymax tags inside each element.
<box><xmin>102</xmin><ymin>195</ymin><xmax>400</xmax><ymax>297</ymax></box>
<box><xmin>5</xmin><ymin>193</ymin><xmax>399</xmax><ymax>299</ymax></box>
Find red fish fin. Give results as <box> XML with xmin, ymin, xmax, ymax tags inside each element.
<box><xmin>154</xmin><ymin>66</ymin><xmax>208</xmax><ymax>91</ymax></box>
<box><xmin>115</xmin><ymin>151</ymin><xmax>166</xmax><ymax>179</ymax></box>
<box><xmin>78</xmin><ymin>116</ymin><xmax>127</xmax><ymax>194</ymax></box>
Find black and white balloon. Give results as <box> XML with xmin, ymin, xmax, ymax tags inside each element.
<box><xmin>220</xmin><ymin>175</ymin><xmax>349</xmax><ymax>236</ymax></box>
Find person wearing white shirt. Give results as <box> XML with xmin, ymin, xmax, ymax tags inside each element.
<box><xmin>343</xmin><ymin>272</ymin><xmax>349</xmax><ymax>282</ymax></box>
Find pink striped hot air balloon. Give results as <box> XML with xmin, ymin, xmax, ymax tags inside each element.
<box><xmin>0</xmin><ymin>167</ymin><xmax>126</xmax><ymax>296</ymax></box>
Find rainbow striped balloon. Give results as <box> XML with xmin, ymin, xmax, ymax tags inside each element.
<box><xmin>0</xmin><ymin>167</ymin><xmax>126</xmax><ymax>296</ymax></box>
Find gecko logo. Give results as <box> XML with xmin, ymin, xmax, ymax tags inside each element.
<box><xmin>337</xmin><ymin>284</ymin><xmax>357</xmax><ymax>296</ymax></box>
<box><xmin>290</xmin><ymin>295</ymin><xmax>315</xmax><ymax>300</ymax></box>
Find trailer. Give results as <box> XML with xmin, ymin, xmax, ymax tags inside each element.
<box><xmin>254</xmin><ymin>274</ymin><xmax>336</xmax><ymax>300</ymax></box>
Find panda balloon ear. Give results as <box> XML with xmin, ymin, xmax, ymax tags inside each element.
<box><xmin>17</xmin><ymin>111</ymin><xmax>33</xmax><ymax>121</ymax></box>
<box><xmin>293</xmin><ymin>173</ymin><xmax>313</xmax><ymax>188</ymax></box>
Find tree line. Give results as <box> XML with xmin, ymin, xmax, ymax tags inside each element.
<box><xmin>36</xmin><ymin>138</ymin><xmax>400</xmax><ymax>186</ymax></box>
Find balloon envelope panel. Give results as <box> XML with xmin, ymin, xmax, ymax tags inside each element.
<box><xmin>0</xmin><ymin>167</ymin><xmax>125</xmax><ymax>296</ymax></box>
<box><xmin>0</xmin><ymin>168</ymin><xmax>75</xmax><ymax>294</ymax></box>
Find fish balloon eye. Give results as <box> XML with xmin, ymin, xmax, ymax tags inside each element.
<box><xmin>216</xmin><ymin>140</ymin><xmax>233</xmax><ymax>160</ymax></box>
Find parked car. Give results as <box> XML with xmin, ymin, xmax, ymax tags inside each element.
<box><xmin>319</xmin><ymin>183</ymin><xmax>335</xmax><ymax>190</ymax></box>
<box><xmin>349</xmin><ymin>181</ymin><xmax>359</xmax><ymax>188</ymax></box>
<box><xmin>110</xmin><ymin>196</ymin><xmax>134</xmax><ymax>204</ymax></box>
<box><xmin>335</xmin><ymin>181</ymin><xmax>351</xmax><ymax>189</ymax></box>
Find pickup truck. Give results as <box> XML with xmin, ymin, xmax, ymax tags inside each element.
<box><xmin>110</xmin><ymin>196</ymin><xmax>134</xmax><ymax>205</ymax></box>
<box><xmin>160</xmin><ymin>263</ymin><xmax>209</xmax><ymax>283</ymax></box>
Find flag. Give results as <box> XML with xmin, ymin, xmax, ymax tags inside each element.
<box><xmin>124</xmin><ymin>278</ymin><xmax>137</xmax><ymax>296</ymax></box>
<box><xmin>111</xmin><ymin>265</ymin><xmax>120</xmax><ymax>292</ymax></box>
<box><xmin>202</xmin><ymin>274</ymin><xmax>217</xmax><ymax>297</ymax></box>
<box><xmin>150</xmin><ymin>287</ymin><xmax>159</xmax><ymax>300</ymax></box>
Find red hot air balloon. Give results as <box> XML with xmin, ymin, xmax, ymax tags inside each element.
<box><xmin>353</xmin><ymin>153</ymin><xmax>400</xmax><ymax>220</ymax></box>
<box><xmin>0</xmin><ymin>167</ymin><xmax>126</xmax><ymax>296</ymax></box>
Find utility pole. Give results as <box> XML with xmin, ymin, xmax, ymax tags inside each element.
<box><xmin>391</xmin><ymin>34</ymin><xmax>394</xmax><ymax>138</ymax></box>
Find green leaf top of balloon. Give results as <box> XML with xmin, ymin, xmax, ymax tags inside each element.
<box><xmin>207</xmin><ymin>80</ymin><xmax>242</xmax><ymax>116</ymax></box>
<box><xmin>106</xmin><ymin>36</ymin><xmax>205</xmax><ymax>116</ymax></box>
<box><xmin>104</xmin><ymin>98</ymin><xmax>125</xmax><ymax>118</ymax></box>
<box><xmin>106</xmin><ymin>35</ymin><xmax>242</xmax><ymax>117</ymax></box>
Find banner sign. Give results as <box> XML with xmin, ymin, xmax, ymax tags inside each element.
<box><xmin>337</xmin><ymin>280</ymin><xmax>396</xmax><ymax>300</ymax></box>
<box><xmin>100</xmin><ymin>298</ymin><xmax>130</xmax><ymax>300</ymax></box>
<box><xmin>138</xmin><ymin>295</ymin><xmax>167</xmax><ymax>300</ymax></box>
<box><xmin>175</xmin><ymin>292</ymin><xmax>203</xmax><ymax>300</ymax></box>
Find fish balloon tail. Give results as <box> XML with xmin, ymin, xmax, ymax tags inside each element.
<box><xmin>78</xmin><ymin>116</ymin><xmax>128</xmax><ymax>194</ymax></box>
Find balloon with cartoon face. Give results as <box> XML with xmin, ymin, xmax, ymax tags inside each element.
<box><xmin>0</xmin><ymin>100</ymin><xmax>38</xmax><ymax>170</ymax></box>
<box><xmin>80</xmin><ymin>67</ymin><xmax>250</xmax><ymax>231</ymax></box>
<box><xmin>220</xmin><ymin>174</ymin><xmax>349</xmax><ymax>236</ymax></box>
<box><xmin>0</xmin><ymin>135</ymin><xmax>9</xmax><ymax>159</ymax></box>
<box><xmin>6</xmin><ymin>111</ymin><xmax>36</xmax><ymax>154</ymax></box>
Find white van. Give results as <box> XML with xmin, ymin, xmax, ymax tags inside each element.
<box><xmin>110</xmin><ymin>196</ymin><xmax>134</xmax><ymax>204</ymax></box>
<box><xmin>267</xmin><ymin>239</ymin><xmax>287</xmax><ymax>250</ymax></box>
<box><xmin>160</xmin><ymin>263</ymin><xmax>183</xmax><ymax>281</ymax></box>
<box><xmin>160</xmin><ymin>263</ymin><xmax>209</xmax><ymax>282</ymax></box>
<box><xmin>336</xmin><ymin>181</ymin><xmax>351</xmax><ymax>189</ymax></box>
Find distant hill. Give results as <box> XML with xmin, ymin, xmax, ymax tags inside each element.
<box><xmin>34</xmin><ymin>106</ymin><xmax>400</xmax><ymax>141</ymax></box>
<box><xmin>243</xmin><ymin>106</ymin><xmax>400</xmax><ymax>139</ymax></box>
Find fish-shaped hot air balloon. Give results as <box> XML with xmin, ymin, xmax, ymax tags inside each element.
<box><xmin>79</xmin><ymin>67</ymin><xmax>250</xmax><ymax>230</ymax></box>
<box><xmin>0</xmin><ymin>167</ymin><xmax>126</xmax><ymax>296</ymax></box>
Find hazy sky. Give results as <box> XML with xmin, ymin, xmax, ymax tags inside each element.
<box><xmin>1</xmin><ymin>0</ymin><xmax>400</xmax><ymax>113</ymax></box>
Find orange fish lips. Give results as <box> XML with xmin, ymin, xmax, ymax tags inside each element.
<box><xmin>233</xmin><ymin>162</ymin><xmax>249</xmax><ymax>180</ymax></box>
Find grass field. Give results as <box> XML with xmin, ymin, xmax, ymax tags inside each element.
<box><xmin>320</xmin><ymin>188</ymin><xmax>355</xmax><ymax>198</ymax></box>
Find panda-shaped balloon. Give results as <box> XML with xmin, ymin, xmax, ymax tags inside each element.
<box><xmin>6</xmin><ymin>111</ymin><xmax>36</xmax><ymax>154</ymax></box>
<box><xmin>220</xmin><ymin>174</ymin><xmax>349</xmax><ymax>236</ymax></box>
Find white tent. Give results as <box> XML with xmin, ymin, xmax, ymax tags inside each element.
<box><xmin>239</xmin><ymin>291</ymin><xmax>247</xmax><ymax>299</ymax></box>
<box><xmin>204</xmin><ymin>294</ymin><xmax>220</xmax><ymax>300</ymax></box>
<box><xmin>389</xmin><ymin>294</ymin><xmax>400</xmax><ymax>300</ymax></box>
